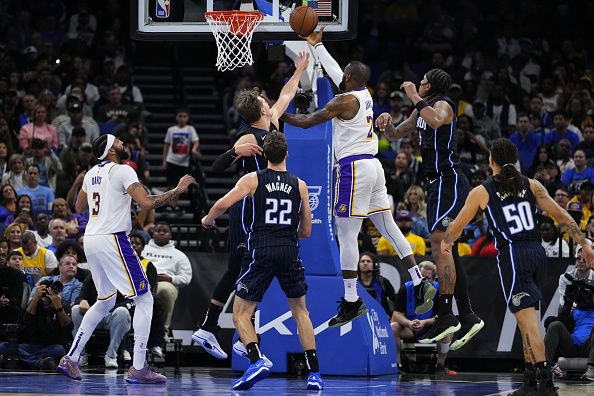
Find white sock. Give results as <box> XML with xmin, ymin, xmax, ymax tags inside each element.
<box><xmin>344</xmin><ymin>278</ymin><xmax>358</xmax><ymax>302</ymax></box>
<box><xmin>132</xmin><ymin>292</ymin><xmax>154</xmax><ymax>370</ymax></box>
<box><xmin>68</xmin><ymin>297</ymin><xmax>115</xmax><ymax>361</ymax></box>
<box><xmin>408</xmin><ymin>266</ymin><xmax>423</xmax><ymax>286</ymax></box>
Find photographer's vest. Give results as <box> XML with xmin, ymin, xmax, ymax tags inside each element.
<box><xmin>405</xmin><ymin>280</ymin><xmax>439</xmax><ymax>321</ymax></box>
<box><xmin>18</xmin><ymin>246</ymin><xmax>50</xmax><ymax>277</ymax></box>
<box><xmin>572</xmin><ymin>308</ymin><xmax>594</xmax><ymax>346</ymax></box>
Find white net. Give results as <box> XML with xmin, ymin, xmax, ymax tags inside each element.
<box><xmin>205</xmin><ymin>11</ymin><xmax>264</xmax><ymax>72</ymax></box>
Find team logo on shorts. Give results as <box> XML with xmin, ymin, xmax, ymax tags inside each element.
<box><xmin>512</xmin><ymin>292</ymin><xmax>530</xmax><ymax>307</ymax></box>
<box><xmin>441</xmin><ymin>216</ymin><xmax>453</xmax><ymax>227</ymax></box>
<box><xmin>236</xmin><ymin>282</ymin><xmax>248</xmax><ymax>294</ymax></box>
<box><xmin>308</xmin><ymin>186</ymin><xmax>322</xmax><ymax>211</ymax></box>
<box><xmin>139</xmin><ymin>281</ymin><xmax>146</xmax><ymax>290</ymax></box>
<box><xmin>337</xmin><ymin>204</ymin><xmax>347</xmax><ymax>213</ymax></box>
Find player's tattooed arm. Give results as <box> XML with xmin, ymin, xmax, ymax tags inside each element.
<box><xmin>128</xmin><ymin>175</ymin><xmax>196</xmax><ymax>210</ymax></box>
<box><xmin>280</xmin><ymin>95</ymin><xmax>357</xmax><ymax>128</ymax></box>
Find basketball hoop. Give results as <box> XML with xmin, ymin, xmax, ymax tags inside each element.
<box><xmin>205</xmin><ymin>11</ymin><xmax>264</xmax><ymax>72</ymax></box>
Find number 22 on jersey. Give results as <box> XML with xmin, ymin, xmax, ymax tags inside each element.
<box><xmin>265</xmin><ymin>198</ymin><xmax>292</xmax><ymax>225</ymax></box>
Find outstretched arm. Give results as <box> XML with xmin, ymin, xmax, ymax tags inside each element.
<box><xmin>271</xmin><ymin>52</ymin><xmax>310</xmax><ymax>125</ymax></box>
<box><xmin>128</xmin><ymin>175</ymin><xmax>196</xmax><ymax>210</ymax></box>
<box><xmin>375</xmin><ymin>110</ymin><xmax>419</xmax><ymax>141</ymax></box>
<box><xmin>202</xmin><ymin>173</ymin><xmax>258</xmax><ymax>227</ymax></box>
<box><xmin>304</xmin><ymin>27</ymin><xmax>344</xmax><ymax>87</ymax></box>
<box><xmin>281</xmin><ymin>94</ymin><xmax>357</xmax><ymax>128</ymax></box>
<box><xmin>442</xmin><ymin>185</ymin><xmax>489</xmax><ymax>254</ymax></box>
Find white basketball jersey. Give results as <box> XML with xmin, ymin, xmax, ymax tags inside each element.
<box><xmin>83</xmin><ymin>161</ymin><xmax>139</xmax><ymax>235</ymax></box>
<box><xmin>332</xmin><ymin>88</ymin><xmax>378</xmax><ymax>161</ymax></box>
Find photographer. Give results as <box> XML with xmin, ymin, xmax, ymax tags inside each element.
<box><xmin>0</xmin><ymin>277</ymin><xmax>73</xmax><ymax>370</ymax></box>
<box><xmin>0</xmin><ymin>246</ymin><xmax>23</xmax><ymax>334</ymax></box>
<box><xmin>545</xmin><ymin>245</ymin><xmax>594</xmax><ymax>380</ymax></box>
<box><xmin>30</xmin><ymin>255</ymin><xmax>82</xmax><ymax>306</ymax></box>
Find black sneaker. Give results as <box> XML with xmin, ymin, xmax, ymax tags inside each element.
<box><xmin>328</xmin><ymin>298</ymin><xmax>368</xmax><ymax>328</ymax></box>
<box><xmin>414</xmin><ymin>279</ymin><xmax>436</xmax><ymax>315</ymax></box>
<box><xmin>449</xmin><ymin>313</ymin><xmax>485</xmax><ymax>350</ymax></box>
<box><xmin>419</xmin><ymin>313</ymin><xmax>461</xmax><ymax>343</ymax></box>
<box><xmin>537</xmin><ymin>368</ymin><xmax>559</xmax><ymax>396</ymax></box>
<box><xmin>434</xmin><ymin>364</ymin><xmax>456</xmax><ymax>377</ymax></box>
<box><xmin>510</xmin><ymin>367</ymin><xmax>538</xmax><ymax>396</ymax></box>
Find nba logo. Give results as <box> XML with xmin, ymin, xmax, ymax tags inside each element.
<box><xmin>156</xmin><ymin>0</ymin><xmax>170</xmax><ymax>18</ymax></box>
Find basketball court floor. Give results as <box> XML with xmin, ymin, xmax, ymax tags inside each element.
<box><xmin>2</xmin><ymin>368</ymin><xmax>594</xmax><ymax>395</ymax></box>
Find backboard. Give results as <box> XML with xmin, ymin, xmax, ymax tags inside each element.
<box><xmin>131</xmin><ymin>0</ymin><xmax>357</xmax><ymax>41</ymax></box>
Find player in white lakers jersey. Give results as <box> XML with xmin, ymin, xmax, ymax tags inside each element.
<box><xmin>282</xmin><ymin>29</ymin><xmax>435</xmax><ymax>327</ymax></box>
<box><xmin>57</xmin><ymin>134</ymin><xmax>195</xmax><ymax>383</ymax></box>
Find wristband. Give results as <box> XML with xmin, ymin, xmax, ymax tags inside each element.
<box><xmin>415</xmin><ymin>100</ymin><xmax>430</xmax><ymax>113</ymax></box>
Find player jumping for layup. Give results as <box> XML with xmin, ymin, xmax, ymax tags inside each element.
<box><xmin>57</xmin><ymin>135</ymin><xmax>195</xmax><ymax>383</ymax></box>
<box><xmin>282</xmin><ymin>30</ymin><xmax>434</xmax><ymax>328</ymax></box>
<box><xmin>441</xmin><ymin>138</ymin><xmax>594</xmax><ymax>396</ymax></box>
<box><xmin>376</xmin><ymin>70</ymin><xmax>484</xmax><ymax>349</ymax></box>
<box><xmin>202</xmin><ymin>132</ymin><xmax>323</xmax><ymax>391</ymax></box>
<box><xmin>192</xmin><ymin>53</ymin><xmax>309</xmax><ymax>359</ymax></box>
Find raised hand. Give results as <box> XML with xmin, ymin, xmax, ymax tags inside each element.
<box><xmin>295</xmin><ymin>52</ymin><xmax>310</xmax><ymax>72</ymax></box>
<box><xmin>400</xmin><ymin>81</ymin><xmax>418</xmax><ymax>99</ymax></box>
<box><xmin>375</xmin><ymin>113</ymin><xmax>393</xmax><ymax>132</ymax></box>
<box><xmin>176</xmin><ymin>174</ymin><xmax>197</xmax><ymax>193</ymax></box>
<box><xmin>234</xmin><ymin>143</ymin><xmax>263</xmax><ymax>157</ymax></box>
<box><xmin>303</xmin><ymin>26</ymin><xmax>325</xmax><ymax>46</ymax></box>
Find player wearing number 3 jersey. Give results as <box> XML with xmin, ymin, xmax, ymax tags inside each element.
<box><xmin>57</xmin><ymin>134</ymin><xmax>196</xmax><ymax>384</ymax></box>
<box><xmin>441</xmin><ymin>138</ymin><xmax>594</xmax><ymax>396</ymax></box>
<box><xmin>281</xmin><ymin>29</ymin><xmax>434</xmax><ymax>328</ymax></box>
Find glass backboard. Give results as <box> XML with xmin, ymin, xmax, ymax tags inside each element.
<box><xmin>131</xmin><ymin>0</ymin><xmax>357</xmax><ymax>41</ymax></box>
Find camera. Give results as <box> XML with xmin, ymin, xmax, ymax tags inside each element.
<box><xmin>294</xmin><ymin>90</ymin><xmax>313</xmax><ymax>113</ymax></box>
<box><xmin>564</xmin><ymin>273</ymin><xmax>594</xmax><ymax>309</ymax></box>
<box><xmin>39</xmin><ymin>279</ymin><xmax>64</xmax><ymax>295</ymax></box>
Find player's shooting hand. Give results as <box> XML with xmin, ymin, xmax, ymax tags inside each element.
<box><xmin>375</xmin><ymin>113</ymin><xmax>392</xmax><ymax>132</ymax></box>
<box><xmin>234</xmin><ymin>143</ymin><xmax>263</xmax><ymax>157</ymax></box>
<box><xmin>201</xmin><ymin>215</ymin><xmax>215</xmax><ymax>229</ymax></box>
<box><xmin>441</xmin><ymin>240</ymin><xmax>453</xmax><ymax>255</ymax></box>
<box><xmin>400</xmin><ymin>81</ymin><xmax>418</xmax><ymax>99</ymax></box>
<box><xmin>176</xmin><ymin>175</ymin><xmax>197</xmax><ymax>193</ymax></box>
<box><xmin>581</xmin><ymin>244</ymin><xmax>594</xmax><ymax>268</ymax></box>
<box><xmin>303</xmin><ymin>26</ymin><xmax>325</xmax><ymax>46</ymax></box>
<box><xmin>295</xmin><ymin>52</ymin><xmax>310</xmax><ymax>72</ymax></box>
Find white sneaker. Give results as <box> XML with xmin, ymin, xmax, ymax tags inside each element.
<box><xmin>78</xmin><ymin>353</ymin><xmax>88</xmax><ymax>367</ymax></box>
<box><xmin>104</xmin><ymin>355</ymin><xmax>118</xmax><ymax>369</ymax></box>
<box><xmin>232</xmin><ymin>340</ymin><xmax>273</xmax><ymax>368</ymax></box>
<box><xmin>151</xmin><ymin>346</ymin><xmax>163</xmax><ymax>359</ymax></box>
<box><xmin>192</xmin><ymin>328</ymin><xmax>228</xmax><ymax>359</ymax></box>
<box><xmin>123</xmin><ymin>350</ymin><xmax>132</xmax><ymax>362</ymax></box>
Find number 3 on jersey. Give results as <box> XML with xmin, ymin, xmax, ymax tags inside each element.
<box><xmin>265</xmin><ymin>198</ymin><xmax>292</xmax><ymax>225</ymax></box>
<box><xmin>502</xmin><ymin>201</ymin><xmax>534</xmax><ymax>234</ymax></box>
<box><xmin>91</xmin><ymin>192</ymin><xmax>101</xmax><ymax>217</ymax></box>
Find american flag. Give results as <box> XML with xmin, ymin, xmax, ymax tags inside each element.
<box><xmin>307</xmin><ymin>0</ymin><xmax>332</xmax><ymax>17</ymax></box>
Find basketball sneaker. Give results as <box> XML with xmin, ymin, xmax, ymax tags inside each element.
<box><xmin>192</xmin><ymin>327</ymin><xmax>228</xmax><ymax>359</ymax></box>
<box><xmin>434</xmin><ymin>364</ymin><xmax>456</xmax><ymax>377</ymax></box>
<box><xmin>537</xmin><ymin>367</ymin><xmax>559</xmax><ymax>396</ymax></box>
<box><xmin>449</xmin><ymin>313</ymin><xmax>485</xmax><ymax>350</ymax></box>
<box><xmin>232</xmin><ymin>358</ymin><xmax>270</xmax><ymax>390</ymax></box>
<box><xmin>414</xmin><ymin>279</ymin><xmax>436</xmax><ymax>315</ymax></box>
<box><xmin>328</xmin><ymin>298</ymin><xmax>368</xmax><ymax>328</ymax></box>
<box><xmin>510</xmin><ymin>367</ymin><xmax>537</xmax><ymax>396</ymax></box>
<box><xmin>232</xmin><ymin>340</ymin><xmax>273</xmax><ymax>368</ymax></box>
<box><xmin>126</xmin><ymin>362</ymin><xmax>167</xmax><ymax>384</ymax></box>
<box><xmin>57</xmin><ymin>355</ymin><xmax>82</xmax><ymax>381</ymax></box>
<box><xmin>306</xmin><ymin>372</ymin><xmax>324</xmax><ymax>390</ymax></box>
<box><xmin>419</xmin><ymin>313</ymin><xmax>461</xmax><ymax>343</ymax></box>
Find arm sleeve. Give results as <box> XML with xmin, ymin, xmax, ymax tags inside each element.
<box><xmin>171</xmin><ymin>254</ymin><xmax>192</xmax><ymax>287</ymax></box>
<box><xmin>210</xmin><ymin>148</ymin><xmax>237</xmax><ymax>172</ymax></box>
<box><xmin>313</xmin><ymin>44</ymin><xmax>344</xmax><ymax>87</ymax></box>
<box><xmin>111</xmin><ymin>164</ymin><xmax>140</xmax><ymax>191</ymax></box>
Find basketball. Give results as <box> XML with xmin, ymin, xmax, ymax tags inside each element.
<box><xmin>289</xmin><ymin>6</ymin><xmax>319</xmax><ymax>37</ymax></box>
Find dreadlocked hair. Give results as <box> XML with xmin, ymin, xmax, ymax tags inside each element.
<box><xmin>425</xmin><ymin>68</ymin><xmax>452</xmax><ymax>99</ymax></box>
<box><xmin>491</xmin><ymin>138</ymin><xmax>524</xmax><ymax>198</ymax></box>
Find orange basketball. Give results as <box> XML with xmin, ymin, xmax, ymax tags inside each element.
<box><xmin>289</xmin><ymin>6</ymin><xmax>319</xmax><ymax>37</ymax></box>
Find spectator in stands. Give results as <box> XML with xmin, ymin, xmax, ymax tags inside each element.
<box><xmin>545</xmin><ymin>112</ymin><xmax>581</xmax><ymax>151</ymax></box>
<box><xmin>6</xmin><ymin>250</ymin><xmax>32</xmax><ymax>311</ymax></box>
<box><xmin>4</xmin><ymin>194</ymin><xmax>33</xmax><ymax>228</ymax></box>
<box><xmin>510</xmin><ymin>113</ymin><xmax>542</xmax><ymax>172</ymax></box>
<box><xmin>142</xmin><ymin>222</ymin><xmax>192</xmax><ymax>340</ymax></box>
<box><xmin>71</xmin><ymin>268</ymin><xmax>134</xmax><ymax>369</ymax></box>
<box><xmin>18</xmin><ymin>105</ymin><xmax>58</xmax><ymax>153</ymax></box>
<box><xmin>0</xmin><ymin>141</ymin><xmax>12</xmax><ymax>181</ymax></box>
<box><xmin>18</xmin><ymin>230</ymin><xmax>58</xmax><ymax>281</ymax></box>
<box><xmin>486</xmin><ymin>83</ymin><xmax>517</xmax><ymax>136</ymax></box>
<box><xmin>0</xmin><ymin>246</ymin><xmax>23</xmax><ymax>327</ymax></box>
<box><xmin>56</xmin><ymin>100</ymin><xmax>99</xmax><ymax>148</ymax></box>
<box><xmin>17</xmin><ymin>164</ymin><xmax>54</xmax><ymax>215</ymax></box>
<box><xmin>95</xmin><ymin>85</ymin><xmax>132</xmax><ymax>124</ymax></box>
<box><xmin>57</xmin><ymin>129</ymin><xmax>93</xmax><ymax>197</ymax></box>
<box><xmin>115</xmin><ymin>64</ymin><xmax>143</xmax><ymax>107</ymax></box>
<box><xmin>398</xmin><ymin>138</ymin><xmax>423</xmax><ymax>180</ymax></box>
<box><xmin>457</xmin><ymin>115</ymin><xmax>489</xmax><ymax>168</ymax></box>
<box><xmin>5</xmin><ymin>222</ymin><xmax>24</xmax><ymax>252</ymax></box>
<box><xmin>391</xmin><ymin>261</ymin><xmax>452</xmax><ymax>374</ymax></box>
<box><xmin>129</xmin><ymin>231</ymin><xmax>166</xmax><ymax>358</ymax></box>
<box><xmin>18</xmin><ymin>94</ymin><xmax>37</xmax><ymax>127</ymax></box>
<box><xmin>546</xmin><ymin>245</ymin><xmax>594</xmax><ymax>380</ymax></box>
<box><xmin>0</xmin><ymin>117</ymin><xmax>18</xmax><ymax>160</ymax></box>
<box><xmin>357</xmin><ymin>252</ymin><xmax>397</xmax><ymax>318</ymax></box>
<box><xmin>2</xmin><ymin>153</ymin><xmax>27</xmax><ymax>190</ymax></box>
<box><xmin>448</xmin><ymin>83</ymin><xmax>473</xmax><ymax>117</ymax></box>
<box><xmin>388</xmin><ymin>91</ymin><xmax>407</xmax><ymax>127</ymax></box>
<box><xmin>401</xmin><ymin>186</ymin><xmax>430</xmax><ymax>239</ymax></box>
<box><xmin>377</xmin><ymin>210</ymin><xmax>426</xmax><ymax>257</ymax></box>
<box><xmin>27</xmin><ymin>138</ymin><xmax>62</xmax><ymax>191</ymax></box>
<box><xmin>578</xmin><ymin>125</ymin><xmax>594</xmax><ymax>162</ymax></box>
<box><xmin>372</xmin><ymin>82</ymin><xmax>390</xmax><ymax>120</ymax></box>
<box><xmin>554</xmin><ymin>187</ymin><xmax>570</xmax><ymax>209</ymax></box>
<box><xmin>1</xmin><ymin>92</ymin><xmax>22</xmax><ymax>147</ymax></box>
<box><xmin>530</xmin><ymin>95</ymin><xmax>554</xmax><ymax>130</ymax></box>
<box><xmin>32</xmin><ymin>213</ymin><xmax>51</xmax><ymax>247</ymax></box>
<box><xmin>162</xmin><ymin>108</ymin><xmax>200</xmax><ymax>214</ymax></box>
<box><xmin>562</xmin><ymin>149</ymin><xmax>594</xmax><ymax>192</ymax></box>
<box><xmin>52</xmin><ymin>198</ymin><xmax>86</xmax><ymax>238</ymax></box>
<box><xmin>386</xmin><ymin>152</ymin><xmax>416</xmax><ymax>204</ymax></box>
<box><xmin>539</xmin><ymin>77</ymin><xmax>560</xmax><ymax>113</ymax></box>
<box><xmin>0</xmin><ymin>184</ymin><xmax>17</xmax><ymax>224</ymax></box>
<box><xmin>567</xmin><ymin>182</ymin><xmax>594</xmax><ymax>231</ymax></box>
<box><xmin>46</xmin><ymin>219</ymin><xmax>66</xmax><ymax>254</ymax></box>
<box><xmin>31</xmin><ymin>255</ymin><xmax>81</xmax><ymax>306</ymax></box>
<box><xmin>540</xmin><ymin>217</ymin><xmax>570</xmax><ymax>258</ymax></box>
